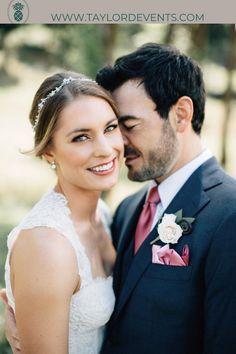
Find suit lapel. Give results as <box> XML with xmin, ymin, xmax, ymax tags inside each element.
<box><xmin>112</xmin><ymin>157</ymin><xmax>224</xmax><ymax>323</ymax></box>
<box><xmin>116</xmin><ymin>188</ymin><xmax>147</xmax><ymax>253</ymax></box>
<box><xmin>112</xmin><ymin>186</ymin><xmax>148</xmax><ymax>295</ymax></box>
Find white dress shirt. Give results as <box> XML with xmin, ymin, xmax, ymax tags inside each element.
<box><xmin>146</xmin><ymin>149</ymin><xmax>213</xmax><ymax>231</ymax></box>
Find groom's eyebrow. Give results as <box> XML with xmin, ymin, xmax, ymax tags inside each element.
<box><xmin>118</xmin><ymin>115</ymin><xmax>141</xmax><ymax>123</ymax></box>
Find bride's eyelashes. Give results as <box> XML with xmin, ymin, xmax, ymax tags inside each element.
<box><xmin>71</xmin><ymin>124</ymin><xmax>119</xmax><ymax>143</ymax></box>
<box><xmin>72</xmin><ymin>134</ymin><xmax>89</xmax><ymax>142</ymax></box>
<box><xmin>105</xmin><ymin>123</ymin><xmax>119</xmax><ymax>132</ymax></box>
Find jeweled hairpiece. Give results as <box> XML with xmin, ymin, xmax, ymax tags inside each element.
<box><xmin>33</xmin><ymin>76</ymin><xmax>97</xmax><ymax>131</ymax></box>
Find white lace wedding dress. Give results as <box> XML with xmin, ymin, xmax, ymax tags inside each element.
<box><xmin>5</xmin><ymin>189</ymin><xmax>115</xmax><ymax>354</ymax></box>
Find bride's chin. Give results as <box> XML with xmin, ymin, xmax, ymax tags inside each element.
<box><xmin>93</xmin><ymin>178</ymin><xmax>119</xmax><ymax>192</ymax></box>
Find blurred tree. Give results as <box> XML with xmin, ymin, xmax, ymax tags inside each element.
<box><xmin>50</xmin><ymin>24</ymin><xmax>141</xmax><ymax>77</ymax></box>
<box><xmin>43</xmin><ymin>25</ymin><xmax>119</xmax><ymax>77</ymax></box>
<box><xmin>100</xmin><ymin>24</ymin><xmax>118</xmax><ymax>64</ymax></box>
<box><xmin>187</xmin><ymin>25</ymin><xmax>236</xmax><ymax>167</ymax></box>
<box><xmin>47</xmin><ymin>25</ymin><xmax>105</xmax><ymax>77</ymax></box>
<box><xmin>221</xmin><ymin>25</ymin><xmax>236</xmax><ymax>167</ymax></box>
<box><xmin>164</xmin><ymin>24</ymin><xmax>175</xmax><ymax>44</ymax></box>
<box><xmin>0</xmin><ymin>24</ymin><xmax>18</xmax><ymax>76</ymax></box>
<box><xmin>0</xmin><ymin>25</ymin><xmax>19</xmax><ymax>48</ymax></box>
<box><xmin>0</xmin><ymin>337</ymin><xmax>11</xmax><ymax>354</ymax></box>
<box><xmin>0</xmin><ymin>24</ymin><xmax>143</xmax><ymax>79</ymax></box>
<box><xmin>163</xmin><ymin>24</ymin><xmax>236</xmax><ymax>167</ymax></box>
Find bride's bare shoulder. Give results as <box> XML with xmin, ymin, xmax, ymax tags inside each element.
<box><xmin>10</xmin><ymin>227</ymin><xmax>79</xmax><ymax>293</ymax></box>
<box><xmin>13</xmin><ymin>227</ymin><xmax>74</xmax><ymax>257</ymax></box>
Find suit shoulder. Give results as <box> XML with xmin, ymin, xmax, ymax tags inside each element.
<box><xmin>215</xmin><ymin>171</ymin><xmax>236</xmax><ymax>203</ymax></box>
<box><xmin>222</xmin><ymin>171</ymin><xmax>236</xmax><ymax>189</ymax></box>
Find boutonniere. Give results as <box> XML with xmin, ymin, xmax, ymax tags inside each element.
<box><xmin>150</xmin><ymin>209</ymin><xmax>195</xmax><ymax>245</ymax></box>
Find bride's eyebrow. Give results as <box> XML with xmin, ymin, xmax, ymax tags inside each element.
<box><xmin>104</xmin><ymin>117</ymin><xmax>119</xmax><ymax>126</ymax></box>
<box><xmin>66</xmin><ymin>118</ymin><xmax>118</xmax><ymax>137</ymax></box>
<box><xmin>67</xmin><ymin>128</ymin><xmax>90</xmax><ymax>136</ymax></box>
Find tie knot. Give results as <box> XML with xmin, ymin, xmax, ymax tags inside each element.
<box><xmin>147</xmin><ymin>186</ymin><xmax>160</xmax><ymax>204</ymax></box>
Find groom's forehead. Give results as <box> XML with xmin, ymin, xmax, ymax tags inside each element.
<box><xmin>112</xmin><ymin>81</ymin><xmax>156</xmax><ymax>118</ymax></box>
<box><xmin>112</xmin><ymin>79</ymin><xmax>147</xmax><ymax>101</ymax></box>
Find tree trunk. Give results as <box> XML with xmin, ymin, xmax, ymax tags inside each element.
<box><xmin>101</xmin><ymin>24</ymin><xmax>118</xmax><ymax>64</ymax></box>
<box><xmin>221</xmin><ymin>25</ymin><xmax>236</xmax><ymax>167</ymax></box>
<box><xmin>164</xmin><ymin>24</ymin><xmax>175</xmax><ymax>44</ymax></box>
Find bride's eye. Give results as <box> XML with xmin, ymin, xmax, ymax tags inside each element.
<box><xmin>72</xmin><ymin>134</ymin><xmax>89</xmax><ymax>142</ymax></box>
<box><xmin>105</xmin><ymin>124</ymin><xmax>118</xmax><ymax>133</ymax></box>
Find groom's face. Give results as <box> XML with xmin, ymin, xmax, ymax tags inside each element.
<box><xmin>112</xmin><ymin>80</ymin><xmax>180</xmax><ymax>182</ymax></box>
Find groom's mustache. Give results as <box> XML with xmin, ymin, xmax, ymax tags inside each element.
<box><xmin>124</xmin><ymin>146</ymin><xmax>141</xmax><ymax>158</ymax></box>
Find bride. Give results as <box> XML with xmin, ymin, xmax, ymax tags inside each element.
<box><xmin>3</xmin><ymin>71</ymin><xmax>124</xmax><ymax>354</ymax></box>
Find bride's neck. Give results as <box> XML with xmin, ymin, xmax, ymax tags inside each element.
<box><xmin>54</xmin><ymin>182</ymin><xmax>101</xmax><ymax>225</ymax></box>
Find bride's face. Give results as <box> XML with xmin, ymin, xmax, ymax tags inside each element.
<box><xmin>45</xmin><ymin>95</ymin><xmax>124</xmax><ymax>192</ymax></box>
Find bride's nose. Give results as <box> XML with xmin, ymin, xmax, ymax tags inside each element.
<box><xmin>93</xmin><ymin>134</ymin><xmax>113</xmax><ymax>157</ymax></box>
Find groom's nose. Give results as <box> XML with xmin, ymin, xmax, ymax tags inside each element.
<box><xmin>122</xmin><ymin>134</ymin><xmax>129</xmax><ymax>146</ymax></box>
<box><xmin>120</xmin><ymin>131</ymin><xmax>129</xmax><ymax>146</ymax></box>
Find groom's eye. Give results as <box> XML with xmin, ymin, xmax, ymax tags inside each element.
<box><xmin>122</xmin><ymin>124</ymin><xmax>137</xmax><ymax>131</ymax></box>
<box><xmin>119</xmin><ymin>117</ymin><xmax>141</xmax><ymax>131</ymax></box>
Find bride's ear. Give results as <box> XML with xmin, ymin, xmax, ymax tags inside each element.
<box><xmin>173</xmin><ymin>96</ymin><xmax>193</xmax><ymax>133</ymax></box>
<box><xmin>42</xmin><ymin>148</ymin><xmax>56</xmax><ymax>165</ymax></box>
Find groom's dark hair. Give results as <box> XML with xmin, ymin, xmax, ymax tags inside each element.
<box><xmin>96</xmin><ymin>43</ymin><xmax>205</xmax><ymax>134</ymax></box>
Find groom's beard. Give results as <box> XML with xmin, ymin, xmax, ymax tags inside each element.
<box><xmin>125</xmin><ymin>121</ymin><xmax>179</xmax><ymax>182</ymax></box>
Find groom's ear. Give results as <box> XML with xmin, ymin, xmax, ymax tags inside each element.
<box><xmin>173</xmin><ymin>96</ymin><xmax>193</xmax><ymax>133</ymax></box>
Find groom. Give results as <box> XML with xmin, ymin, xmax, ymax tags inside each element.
<box><xmin>96</xmin><ymin>43</ymin><xmax>236</xmax><ymax>354</ymax></box>
<box><xmin>2</xmin><ymin>43</ymin><xmax>236</xmax><ymax>354</ymax></box>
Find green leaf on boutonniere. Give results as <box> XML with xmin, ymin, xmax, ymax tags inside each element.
<box><xmin>184</xmin><ymin>217</ymin><xmax>195</xmax><ymax>223</ymax></box>
<box><xmin>150</xmin><ymin>235</ymin><xmax>160</xmax><ymax>245</ymax></box>
<box><xmin>175</xmin><ymin>209</ymin><xmax>183</xmax><ymax>222</ymax></box>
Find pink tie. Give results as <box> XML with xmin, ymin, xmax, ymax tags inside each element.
<box><xmin>134</xmin><ymin>186</ymin><xmax>160</xmax><ymax>254</ymax></box>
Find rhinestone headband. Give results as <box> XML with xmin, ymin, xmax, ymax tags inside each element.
<box><xmin>33</xmin><ymin>77</ymin><xmax>97</xmax><ymax>131</ymax></box>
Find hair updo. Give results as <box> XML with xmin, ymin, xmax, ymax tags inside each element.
<box><xmin>29</xmin><ymin>71</ymin><xmax>119</xmax><ymax>157</ymax></box>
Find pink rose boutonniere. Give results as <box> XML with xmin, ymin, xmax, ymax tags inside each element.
<box><xmin>150</xmin><ymin>210</ymin><xmax>195</xmax><ymax>266</ymax></box>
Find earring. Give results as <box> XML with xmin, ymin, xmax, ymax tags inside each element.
<box><xmin>51</xmin><ymin>161</ymin><xmax>56</xmax><ymax>170</ymax></box>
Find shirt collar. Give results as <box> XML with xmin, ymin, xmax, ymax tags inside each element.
<box><xmin>148</xmin><ymin>149</ymin><xmax>213</xmax><ymax>211</ymax></box>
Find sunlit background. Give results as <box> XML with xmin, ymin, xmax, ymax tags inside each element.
<box><xmin>0</xmin><ymin>24</ymin><xmax>236</xmax><ymax>352</ymax></box>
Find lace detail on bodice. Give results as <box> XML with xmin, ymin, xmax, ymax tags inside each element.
<box><xmin>5</xmin><ymin>189</ymin><xmax>115</xmax><ymax>354</ymax></box>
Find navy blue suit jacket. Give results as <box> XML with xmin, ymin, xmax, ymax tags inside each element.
<box><xmin>101</xmin><ymin>157</ymin><xmax>236</xmax><ymax>354</ymax></box>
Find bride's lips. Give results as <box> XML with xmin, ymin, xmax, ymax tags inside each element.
<box><xmin>87</xmin><ymin>158</ymin><xmax>117</xmax><ymax>175</ymax></box>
